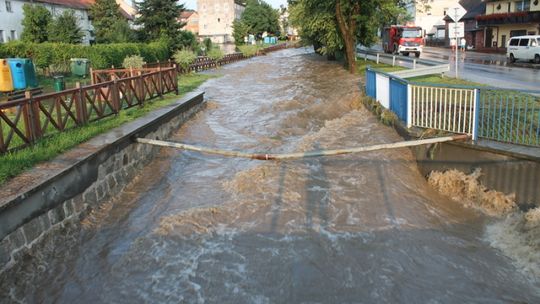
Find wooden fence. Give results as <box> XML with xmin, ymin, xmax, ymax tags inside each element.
<box><xmin>0</xmin><ymin>67</ymin><xmax>178</xmax><ymax>153</ymax></box>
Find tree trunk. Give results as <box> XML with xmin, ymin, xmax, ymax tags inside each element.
<box><xmin>335</xmin><ymin>0</ymin><xmax>359</xmax><ymax>73</ymax></box>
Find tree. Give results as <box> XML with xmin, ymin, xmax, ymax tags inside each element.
<box><xmin>135</xmin><ymin>0</ymin><xmax>185</xmax><ymax>45</ymax></box>
<box><xmin>241</xmin><ymin>0</ymin><xmax>280</xmax><ymax>36</ymax></box>
<box><xmin>289</xmin><ymin>0</ymin><xmax>406</xmax><ymax>73</ymax></box>
<box><xmin>21</xmin><ymin>4</ymin><xmax>52</xmax><ymax>43</ymax></box>
<box><xmin>48</xmin><ymin>10</ymin><xmax>84</xmax><ymax>44</ymax></box>
<box><xmin>232</xmin><ymin>20</ymin><xmax>250</xmax><ymax>45</ymax></box>
<box><xmin>90</xmin><ymin>0</ymin><xmax>133</xmax><ymax>43</ymax></box>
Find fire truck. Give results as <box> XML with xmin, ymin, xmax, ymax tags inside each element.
<box><xmin>382</xmin><ymin>25</ymin><xmax>424</xmax><ymax>57</ymax></box>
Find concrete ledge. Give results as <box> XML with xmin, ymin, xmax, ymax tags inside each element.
<box><xmin>0</xmin><ymin>92</ymin><xmax>204</xmax><ymax>270</ymax></box>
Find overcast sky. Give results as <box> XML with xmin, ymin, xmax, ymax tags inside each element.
<box><xmin>182</xmin><ymin>0</ymin><xmax>288</xmax><ymax>10</ymax></box>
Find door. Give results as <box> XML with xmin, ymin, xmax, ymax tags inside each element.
<box><xmin>501</xmin><ymin>35</ymin><xmax>507</xmax><ymax>48</ymax></box>
<box><xmin>517</xmin><ymin>38</ymin><xmax>530</xmax><ymax>59</ymax></box>
<box><xmin>485</xmin><ymin>28</ymin><xmax>493</xmax><ymax>48</ymax></box>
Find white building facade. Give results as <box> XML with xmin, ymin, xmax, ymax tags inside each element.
<box><xmin>406</xmin><ymin>0</ymin><xmax>460</xmax><ymax>38</ymax></box>
<box><xmin>0</xmin><ymin>0</ymin><xmax>136</xmax><ymax>45</ymax></box>
<box><xmin>198</xmin><ymin>0</ymin><xmax>245</xmax><ymax>43</ymax></box>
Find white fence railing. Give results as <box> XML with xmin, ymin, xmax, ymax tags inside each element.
<box><xmin>410</xmin><ymin>85</ymin><xmax>477</xmax><ymax>135</ymax></box>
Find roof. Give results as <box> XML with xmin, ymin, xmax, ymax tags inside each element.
<box><xmin>180</xmin><ymin>11</ymin><xmax>195</xmax><ymax>19</ymax></box>
<box><xmin>36</xmin><ymin>0</ymin><xmax>94</xmax><ymax>10</ymax></box>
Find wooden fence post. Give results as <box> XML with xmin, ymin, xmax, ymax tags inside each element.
<box><xmin>23</xmin><ymin>91</ymin><xmax>42</xmax><ymax>142</ymax></box>
<box><xmin>74</xmin><ymin>82</ymin><xmax>87</xmax><ymax>124</ymax></box>
<box><xmin>111</xmin><ymin>75</ymin><xmax>121</xmax><ymax>114</ymax></box>
<box><xmin>90</xmin><ymin>68</ymin><xmax>94</xmax><ymax>85</ymax></box>
<box><xmin>138</xmin><ymin>71</ymin><xmax>145</xmax><ymax>107</ymax></box>
<box><xmin>173</xmin><ymin>64</ymin><xmax>179</xmax><ymax>95</ymax></box>
<box><xmin>157</xmin><ymin>66</ymin><xmax>164</xmax><ymax>98</ymax></box>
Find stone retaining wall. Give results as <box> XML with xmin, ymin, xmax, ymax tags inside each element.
<box><xmin>0</xmin><ymin>92</ymin><xmax>205</xmax><ymax>274</ymax></box>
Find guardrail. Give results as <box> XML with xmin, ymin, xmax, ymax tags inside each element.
<box><xmin>365</xmin><ymin>67</ymin><xmax>540</xmax><ymax>147</ymax></box>
<box><xmin>0</xmin><ymin>67</ymin><xmax>178</xmax><ymax>153</ymax></box>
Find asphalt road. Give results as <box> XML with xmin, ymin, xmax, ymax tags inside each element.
<box><xmin>359</xmin><ymin>45</ymin><xmax>540</xmax><ymax>91</ymax></box>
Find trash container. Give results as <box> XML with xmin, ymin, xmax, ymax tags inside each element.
<box><xmin>271</xmin><ymin>37</ymin><xmax>277</xmax><ymax>44</ymax></box>
<box><xmin>70</xmin><ymin>58</ymin><xmax>90</xmax><ymax>77</ymax></box>
<box><xmin>53</xmin><ymin>75</ymin><xmax>65</xmax><ymax>92</ymax></box>
<box><xmin>0</xmin><ymin>59</ymin><xmax>14</xmax><ymax>92</ymax></box>
<box><xmin>264</xmin><ymin>36</ymin><xmax>270</xmax><ymax>44</ymax></box>
<box><xmin>8</xmin><ymin>59</ymin><xmax>26</xmax><ymax>90</ymax></box>
<box><xmin>21</xmin><ymin>59</ymin><xmax>38</xmax><ymax>88</ymax></box>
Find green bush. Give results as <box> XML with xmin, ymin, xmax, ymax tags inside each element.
<box><xmin>0</xmin><ymin>41</ymin><xmax>170</xmax><ymax>71</ymax></box>
<box><xmin>238</xmin><ymin>45</ymin><xmax>260</xmax><ymax>57</ymax></box>
<box><xmin>173</xmin><ymin>49</ymin><xmax>196</xmax><ymax>71</ymax></box>
<box><xmin>122</xmin><ymin>55</ymin><xmax>145</xmax><ymax>69</ymax></box>
<box><xmin>207</xmin><ymin>47</ymin><xmax>224</xmax><ymax>61</ymax></box>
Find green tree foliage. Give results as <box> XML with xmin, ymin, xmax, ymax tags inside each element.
<box><xmin>232</xmin><ymin>20</ymin><xmax>250</xmax><ymax>45</ymax></box>
<box><xmin>48</xmin><ymin>10</ymin><xmax>84</xmax><ymax>44</ymax></box>
<box><xmin>135</xmin><ymin>0</ymin><xmax>185</xmax><ymax>48</ymax></box>
<box><xmin>289</xmin><ymin>0</ymin><xmax>406</xmax><ymax>73</ymax></box>
<box><xmin>21</xmin><ymin>4</ymin><xmax>52</xmax><ymax>43</ymax></box>
<box><xmin>90</xmin><ymin>0</ymin><xmax>133</xmax><ymax>43</ymax></box>
<box><xmin>241</xmin><ymin>0</ymin><xmax>280</xmax><ymax>36</ymax></box>
<box><xmin>173</xmin><ymin>49</ymin><xmax>196</xmax><ymax>71</ymax></box>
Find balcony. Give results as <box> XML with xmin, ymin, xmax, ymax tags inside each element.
<box><xmin>476</xmin><ymin>11</ymin><xmax>540</xmax><ymax>25</ymax></box>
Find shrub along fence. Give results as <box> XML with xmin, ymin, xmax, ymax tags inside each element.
<box><xmin>365</xmin><ymin>67</ymin><xmax>540</xmax><ymax>147</ymax></box>
<box><xmin>0</xmin><ymin>67</ymin><xmax>178</xmax><ymax>153</ymax></box>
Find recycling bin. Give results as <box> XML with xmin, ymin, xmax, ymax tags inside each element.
<box><xmin>21</xmin><ymin>59</ymin><xmax>38</xmax><ymax>88</ymax></box>
<box><xmin>53</xmin><ymin>75</ymin><xmax>65</xmax><ymax>92</ymax></box>
<box><xmin>8</xmin><ymin>59</ymin><xmax>26</xmax><ymax>90</ymax></box>
<box><xmin>70</xmin><ymin>58</ymin><xmax>90</xmax><ymax>77</ymax></box>
<box><xmin>0</xmin><ymin>59</ymin><xmax>14</xmax><ymax>92</ymax></box>
<box><xmin>264</xmin><ymin>37</ymin><xmax>270</xmax><ymax>44</ymax></box>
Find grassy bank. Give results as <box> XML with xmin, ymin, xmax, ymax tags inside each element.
<box><xmin>0</xmin><ymin>73</ymin><xmax>218</xmax><ymax>185</ymax></box>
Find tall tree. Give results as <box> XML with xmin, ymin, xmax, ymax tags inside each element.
<box><xmin>135</xmin><ymin>0</ymin><xmax>185</xmax><ymax>43</ymax></box>
<box><xmin>21</xmin><ymin>4</ymin><xmax>52</xmax><ymax>43</ymax></box>
<box><xmin>48</xmin><ymin>10</ymin><xmax>84</xmax><ymax>44</ymax></box>
<box><xmin>232</xmin><ymin>20</ymin><xmax>250</xmax><ymax>45</ymax></box>
<box><xmin>90</xmin><ymin>0</ymin><xmax>132</xmax><ymax>43</ymax></box>
<box><xmin>241</xmin><ymin>0</ymin><xmax>280</xmax><ymax>36</ymax></box>
<box><xmin>289</xmin><ymin>0</ymin><xmax>406</xmax><ymax>73</ymax></box>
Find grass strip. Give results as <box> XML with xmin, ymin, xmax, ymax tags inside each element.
<box><xmin>0</xmin><ymin>73</ymin><xmax>218</xmax><ymax>185</ymax></box>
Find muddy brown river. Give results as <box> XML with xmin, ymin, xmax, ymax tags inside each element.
<box><xmin>2</xmin><ymin>47</ymin><xmax>539</xmax><ymax>303</ymax></box>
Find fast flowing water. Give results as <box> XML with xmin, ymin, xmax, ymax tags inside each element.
<box><xmin>2</xmin><ymin>48</ymin><xmax>539</xmax><ymax>303</ymax></box>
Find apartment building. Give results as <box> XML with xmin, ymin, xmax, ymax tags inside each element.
<box><xmin>180</xmin><ymin>10</ymin><xmax>199</xmax><ymax>35</ymax></box>
<box><xmin>406</xmin><ymin>0</ymin><xmax>461</xmax><ymax>36</ymax></box>
<box><xmin>198</xmin><ymin>0</ymin><xmax>245</xmax><ymax>43</ymax></box>
<box><xmin>476</xmin><ymin>0</ymin><xmax>540</xmax><ymax>49</ymax></box>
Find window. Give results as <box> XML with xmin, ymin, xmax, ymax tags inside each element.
<box><xmin>515</xmin><ymin>0</ymin><xmax>530</xmax><ymax>12</ymax></box>
<box><xmin>217</xmin><ymin>18</ymin><xmax>220</xmax><ymax>23</ymax></box>
<box><xmin>518</xmin><ymin>38</ymin><xmax>529</xmax><ymax>46</ymax></box>
<box><xmin>5</xmin><ymin>1</ymin><xmax>11</xmax><ymax>12</ymax></box>
<box><xmin>509</xmin><ymin>39</ymin><xmax>519</xmax><ymax>46</ymax></box>
<box><xmin>0</xmin><ymin>30</ymin><xmax>3</xmax><ymax>43</ymax></box>
<box><xmin>510</xmin><ymin>29</ymin><xmax>527</xmax><ymax>37</ymax></box>
<box><xmin>531</xmin><ymin>39</ymin><xmax>537</xmax><ymax>46</ymax></box>
<box><xmin>537</xmin><ymin>38</ymin><xmax>540</xmax><ymax>45</ymax></box>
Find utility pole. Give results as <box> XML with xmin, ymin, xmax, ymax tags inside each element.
<box><xmin>454</xmin><ymin>8</ymin><xmax>459</xmax><ymax>79</ymax></box>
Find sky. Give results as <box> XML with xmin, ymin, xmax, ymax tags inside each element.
<box><xmin>182</xmin><ymin>0</ymin><xmax>288</xmax><ymax>10</ymax></box>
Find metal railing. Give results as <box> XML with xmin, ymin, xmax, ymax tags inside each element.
<box><xmin>365</xmin><ymin>67</ymin><xmax>540</xmax><ymax>147</ymax></box>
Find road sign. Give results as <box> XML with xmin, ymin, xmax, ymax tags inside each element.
<box><xmin>447</xmin><ymin>4</ymin><xmax>467</xmax><ymax>22</ymax></box>
<box><xmin>448</xmin><ymin>22</ymin><xmax>465</xmax><ymax>39</ymax></box>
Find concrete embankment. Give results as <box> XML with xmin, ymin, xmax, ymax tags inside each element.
<box><xmin>0</xmin><ymin>92</ymin><xmax>204</xmax><ymax>273</ymax></box>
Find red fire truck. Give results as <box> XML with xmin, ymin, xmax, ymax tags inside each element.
<box><xmin>382</xmin><ymin>25</ymin><xmax>424</xmax><ymax>57</ymax></box>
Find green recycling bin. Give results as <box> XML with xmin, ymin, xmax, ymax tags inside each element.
<box><xmin>53</xmin><ymin>75</ymin><xmax>65</xmax><ymax>92</ymax></box>
<box><xmin>22</xmin><ymin>59</ymin><xmax>38</xmax><ymax>88</ymax></box>
<box><xmin>70</xmin><ymin>58</ymin><xmax>90</xmax><ymax>77</ymax></box>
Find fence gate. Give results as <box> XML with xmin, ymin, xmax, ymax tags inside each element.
<box><xmin>410</xmin><ymin>84</ymin><xmax>477</xmax><ymax>135</ymax></box>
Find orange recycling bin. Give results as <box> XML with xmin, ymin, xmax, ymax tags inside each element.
<box><xmin>0</xmin><ymin>59</ymin><xmax>14</xmax><ymax>92</ymax></box>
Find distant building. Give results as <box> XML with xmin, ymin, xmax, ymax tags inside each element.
<box><xmin>476</xmin><ymin>0</ymin><xmax>540</xmax><ymax>50</ymax></box>
<box><xmin>197</xmin><ymin>0</ymin><xmax>245</xmax><ymax>43</ymax></box>
<box><xmin>443</xmin><ymin>0</ymin><xmax>486</xmax><ymax>49</ymax></box>
<box><xmin>179</xmin><ymin>10</ymin><xmax>199</xmax><ymax>35</ymax></box>
<box><xmin>0</xmin><ymin>0</ymin><xmax>136</xmax><ymax>45</ymax></box>
<box><xmin>406</xmin><ymin>0</ymin><xmax>460</xmax><ymax>37</ymax></box>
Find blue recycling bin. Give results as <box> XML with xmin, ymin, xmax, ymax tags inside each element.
<box><xmin>271</xmin><ymin>37</ymin><xmax>277</xmax><ymax>44</ymax></box>
<box><xmin>8</xmin><ymin>59</ymin><xmax>26</xmax><ymax>90</ymax></box>
<box><xmin>264</xmin><ymin>37</ymin><xmax>270</xmax><ymax>44</ymax></box>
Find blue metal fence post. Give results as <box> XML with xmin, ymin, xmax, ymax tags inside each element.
<box><xmin>472</xmin><ymin>88</ymin><xmax>480</xmax><ymax>141</ymax></box>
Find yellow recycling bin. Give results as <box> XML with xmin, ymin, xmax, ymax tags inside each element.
<box><xmin>0</xmin><ymin>59</ymin><xmax>14</xmax><ymax>92</ymax></box>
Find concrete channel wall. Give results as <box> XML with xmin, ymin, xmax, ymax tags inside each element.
<box><xmin>0</xmin><ymin>92</ymin><xmax>205</xmax><ymax>273</ymax></box>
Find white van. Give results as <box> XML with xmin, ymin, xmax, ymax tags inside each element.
<box><xmin>507</xmin><ymin>35</ymin><xmax>540</xmax><ymax>64</ymax></box>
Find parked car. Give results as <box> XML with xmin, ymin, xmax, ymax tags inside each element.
<box><xmin>507</xmin><ymin>35</ymin><xmax>540</xmax><ymax>64</ymax></box>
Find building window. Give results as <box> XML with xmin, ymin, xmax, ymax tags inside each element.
<box><xmin>5</xmin><ymin>1</ymin><xmax>11</xmax><ymax>12</ymax></box>
<box><xmin>10</xmin><ymin>30</ymin><xmax>15</xmax><ymax>41</ymax></box>
<box><xmin>515</xmin><ymin>0</ymin><xmax>530</xmax><ymax>12</ymax></box>
<box><xmin>0</xmin><ymin>30</ymin><xmax>4</xmax><ymax>43</ymax></box>
<box><xmin>218</xmin><ymin>18</ymin><xmax>220</xmax><ymax>23</ymax></box>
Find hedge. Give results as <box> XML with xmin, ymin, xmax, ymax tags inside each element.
<box><xmin>0</xmin><ymin>41</ymin><xmax>170</xmax><ymax>70</ymax></box>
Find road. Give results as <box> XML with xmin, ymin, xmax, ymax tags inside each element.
<box><xmin>359</xmin><ymin>45</ymin><xmax>540</xmax><ymax>91</ymax></box>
